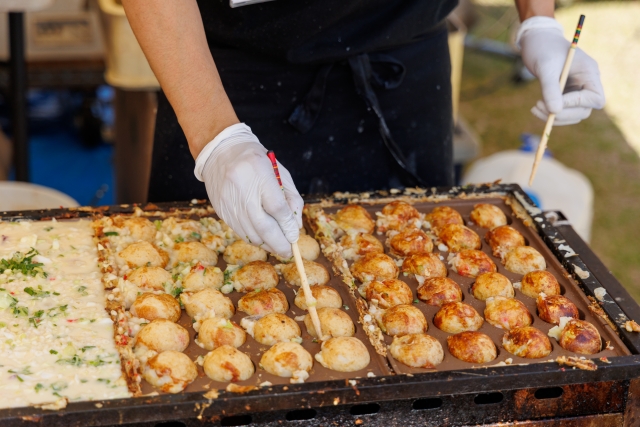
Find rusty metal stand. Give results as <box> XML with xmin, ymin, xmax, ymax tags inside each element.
<box><xmin>8</xmin><ymin>12</ymin><xmax>29</xmax><ymax>182</ymax></box>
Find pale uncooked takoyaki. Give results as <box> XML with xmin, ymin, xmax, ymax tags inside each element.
<box><xmin>449</xmin><ymin>249</ymin><xmax>497</xmax><ymax>278</ymax></box>
<box><xmin>471</xmin><ymin>272</ymin><xmax>514</xmax><ymax>301</ymax></box>
<box><xmin>351</xmin><ymin>252</ymin><xmax>399</xmax><ymax>283</ymax></box>
<box><xmin>334</xmin><ymin>204</ymin><xmax>376</xmax><ymax>234</ymax></box>
<box><xmin>536</xmin><ymin>293</ymin><xmax>579</xmax><ymax>325</ymax></box>
<box><xmin>229</xmin><ymin>261</ymin><xmax>279</xmax><ymax>293</ymax></box>
<box><xmin>439</xmin><ymin>224</ymin><xmax>481</xmax><ymax>253</ymax></box>
<box><xmin>519</xmin><ymin>270</ymin><xmax>560</xmax><ymax>298</ymax></box>
<box><xmin>484</xmin><ymin>297</ymin><xmax>532</xmax><ymax>331</ymax></box>
<box><xmin>447</xmin><ymin>331</ymin><xmax>497</xmax><ymax>363</ymax></box>
<box><xmin>173</xmin><ymin>241</ymin><xmax>218</xmax><ymax>267</ymax></box>
<box><xmin>417</xmin><ymin>277</ymin><xmax>462</xmax><ymax>306</ymax></box>
<box><xmin>127</xmin><ymin>266</ymin><xmax>172</xmax><ymax>291</ymax></box>
<box><xmin>388</xmin><ymin>228</ymin><xmax>433</xmax><ymax>257</ymax></box>
<box><xmin>237</xmin><ymin>288</ymin><xmax>289</xmax><ymax>316</ymax></box>
<box><xmin>197</xmin><ymin>317</ymin><xmax>246</xmax><ymax>350</ymax></box>
<box><xmin>380</xmin><ymin>304</ymin><xmax>428</xmax><ymax>336</ymax></box>
<box><xmin>389</xmin><ymin>333</ymin><xmax>444</xmax><ymax>368</ymax></box>
<box><xmin>470</xmin><ymin>204</ymin><xmax>507</xmax><ymax>230</ymax></box>
<box><xmin>180</xmin><ymin>288</ymin><xmax>235</xmax><ymax>321</ymax></box>
<box><xmin>260</xmin><ymin>342</ymin><xmax>313</xmax><ymax>383</ymax></box>
<box><xmin>315</xmin><ymin>337</ymin><xmax>370</xmax><ymax>372</ymax></box>
<box><xmin>433</xmin><ymin>302</ymin><xmax>484</xmax><ymax>333</ymax></box>
<box><xmin>424</xmin><ymin>206</ymin><xmax>463</xmax><ymax>236</ymax></box>
<box><xmin>376</xmin><ymin>201</ymin><xmax>421</xmax><ymax>233</ymax></box>
<box><xmin>304</xmin><ymin>307</ymin><xmax>355</xmax><ymax>338</ymax></box>
<box><xmin>223</xmin><ymin>240</ymin><xmax>268</xmax><ymax>265</ymax></box>
<box><xmin>203</xmin><ymin>345</ymin><xmax>254</xmax><ymax>382</ymax></box>
<box><xmin>504</xmin><ymin>246</ymin><xmax>546</xmax><ymax>275</ymax></box>
<box><xmin>485</xmin><ymin>225</ymin><xmax>526</xmax><ymax>261</ymax></box>
<box><xmin>364</xmin><ymin>279</ymin><xmax>413</xmax><ymax>309</ymax></box>
<box><xmin>340</xmin><ymin>233</ymin><xmax>384</xmax><ymax>261</ymax></box>
<box><xmin>119</xmin><ymin>241</ymin><xmax>169</xmax><ymax>268</ymax></box>
<box><xmin>550</xmin><ymin>318</ymin><xmax>601</xmax><ymax>355</ymax></box>
<box><xmin>182</xmin><ymin>264</ymin><xmax>224</xmax><ymax>292</ymax></box>
<box><xmin>278</xmin><ymin>260</ymin><xmax>330</xmax><ymax>287</ymax></box>
<box><xmin>502</xmin><ymin>326</ymin><xmax>551</xmax><ymax>359</ymax></box>
<box><xmin>401</xmin><ymin>253</ymin><xmax>447</xmax><ymax>283</ymax></box>
<box><xmin>130</xmin><ymin>293</ymin><xmax>181</xmax><ymax>323</ymax></box>
<box><xmin>142</xmin><ymin>350</ymin><xmax>197</xmax><ymax>393</ymax></box>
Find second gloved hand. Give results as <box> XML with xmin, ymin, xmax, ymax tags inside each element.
<box><xmin>195</xmin><ymin>123</ymin><xmax>304</xmax><ymax>257</ymax></box>
<box><xmin>517</xmin><ymin>16</ymin><xmax>605</xmax><ymax>125</ymax></box>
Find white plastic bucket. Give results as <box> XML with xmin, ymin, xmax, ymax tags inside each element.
<box><xmin>0</xmin><ymin>181</ymin><xmax>78</xmax><ymax>211</ymax></box>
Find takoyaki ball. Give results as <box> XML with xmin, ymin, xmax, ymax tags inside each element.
<box><xmin>417</xmin><ymin>277</ymin><xmax>462</xmax><ymax>307</ymax></box>
<box><xmin>433</xmin><ymin>302</ymin><xmax>484</xmax><ymax>334</ymax></box>
<box><xmin>294</xmin><ymin>285</ymin><xmax>342</xmax><ymax>310</ymax></box>
<box><xmin>127</xmin><ymin>266</ymin><xmax>172</xmax><ymax>291</ymax></box>
<box><xmin>260</xmin><ymin>342</ymin><xmax>313</xmax><ymax>383</ymax></box>
<box><xmin>340</xmin><ymin>233</ymin><xmax>384</xmax><ymax>261</ymax></box>
<box><xmin>180</xmin><ymin>288</ymin><xmax>235</xmax><ymax>321</ymax></box>
<box><xmin>536</xmin><ymin>293</ymin><xmax>579</xmax><ymax>325</ymax></box>
<box><xmin>365</xmin><ymin>279</ymin><xmax>413</xmax><ymax>309</ymax></box>
<box><xmin>520</xmin><ymin>270</ymin><xmax>560</xmax><ymax>299</ymax></box>
<box><xmin>201</xmin><ymin>232</ymin><xmax>225</xmax><ymax>253</ymax></box>
<box><xmin>471</xmin><ymin>272</ymin><xmax>514</xmax><ymax>301</ymax></box>
<box><xmin>278</xmin><ymin>260</ymin><xmax>330</xmax><ymax>287</ymax></box>
<box><xmin>388</xmin><ymin>228</ymin><xmax>433</xmax><ymax>257</ymax></box>
<box><xmin>504</xmin><ymin>246</ymin><xmax>546</xmax><ymax>275</ymax></box>
<box><xmin>380</xmin><ymin>304</ymin><xmax>428</xmax><ymax>336</ymax></box>
<box><xmin>447</xmin><ymin>331</ymin><xmax>497</xmax><ymax>364</ymax></box>
<box><xmin>230</xmin><ymin>261</ymin><xmax>279</xmax><ymax>293</ymax></box>
<box><xmin>555</xmin><ymin>318</ymin><xmax>602</xmax><ymax>355</ymax></box>
<box><xmin>119</xmin><ymin>241</ymin><xmax>169</xmax><ymax>268</ymax></box>
<box><xmin>203</xmin><ymin>345</ymin><xmax>254</xmax><ymax>383</ymax></box>
<box><xmin>130</xmin><ymin>293</ymin><xmax>181</xmax><ymax>322</ymax></box>
<box><xmin>401</xmin><ymin>253</ymin><xmax>448</xmax><ymax>282</ymax></box>
<box><xmin>502</xmin><ymin>326</ymin><xmax>552</xmax><ymax>359</ymax></box>
<box><xmin>389</xmin><ymin>334</ymin><xmax>444</xmax><ymax>369</ymax></box>
<box><xmin>440</xmin><ymin>224</ymin><xmax>481</xmax><ymax>253</ymax></box>
<box><xmin>182</xmin><ymin>264</ymin><xmax>224</xmax><ymax>292</ymax></box>
<box><xmin>197</xmin><ymin>317</ymin><xmax>246</xmax><ymax>350</ymax></box>
<box><xmin>425</xmin><ymin>206</ymin><xmax>463</xmax><ymax>236</ymax></box>
<box><xmin>304</xmin><ymin>307</ymin><xmax>355</xmax><ymax>338</ymax></box>
<box><xmin>469</xmin><ymin>204</ymin><xmax>507</xmax><ymax>230</ymax></box>
<box><xmin>223</xmin><ymin>240</ymin><xmax>268</xmax><ymax>266</ymax></box>
<box><xmin>449</xmin><ymin>249</ymin><xmax>497</xmax><ymax>278</ymax></box>
<box><xmin>173</xmin><ymin>241</ymin><xmax>218</xmax><ymax>267</ymax></box>
<box><xmin>296</xmin><ymin>234</ymin><xmax>321</xmax><ymax>261</ymax></box>
<box><xmin>252</xmin><ymin>313</ymin><xmax>301</xmax><ymax>346</ymax></box>
<box><xmin>143</xmin><ymin>351</ymin><xmax>198</xmax><ymax>393</ymax></box>
<box><xmin>485</xmin><ymin>225</ymin><xmax>526</xmax><ymax>261</ymax></box>
<box><xmin>135</xmin><ymin>319</ymin><xmax>189</xmax><ymax>358</ymax></box>
<box><xmin>376</xmin><ymin>201</ymin><xmax>421</xmax><ymax>233</ymax></box>
<box><xmin>238</xmin><ymin>288</ymin><xmax>289</xmax><ymax>316</ymax></box>
<box><xmin>124</xmin><ymin>217</ymin><xmax>157</xmax><ymax>242</ymax></box>
<box><xmin>315</xmin><ymin>337</ymin><xmax>370</xmax><ymax>372</ymax></box>
<box><xmin>334</xmin><ymin>204</ymin><xmax>376</xmax><ymax>234</ymax></box>
<box><xmin>351</xmin><ymin>253</ymin><xmax>399</xmax><ymax>283</ymax></box>
<box><xmin>484</xmin><ymin>297</ymin><xmax>532</xmax><ymax>331</ymax></box>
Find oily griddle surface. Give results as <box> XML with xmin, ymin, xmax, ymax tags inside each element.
<box><xmin>322</xmin><ymin>197</ymin><xmax>629</xmax><ymax>375</ymax></box>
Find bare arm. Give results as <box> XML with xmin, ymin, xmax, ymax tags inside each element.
<box><xmin>514</xmin><ymin>0</ymin><xmax>554</xmax><ymax>21</ymax></box>
<box><xmin>121</xmin><ymin>0</ymin><xmax>239</xmax><ymax>158</ymax></box>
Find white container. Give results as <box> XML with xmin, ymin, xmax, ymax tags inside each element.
<box><xmin>0</xmin><ymin>182</ymin><xmax>78</xmax><ymax>211</ymax></box>
<box><xmin>462</xmin><ymin>150</ymin><xmax>594</xmax><ymax>242</ymax></box>
<box><xmin>98</xmin><ymin>0</ymin><xmax>159</xmax><ymax>89</ymax></box>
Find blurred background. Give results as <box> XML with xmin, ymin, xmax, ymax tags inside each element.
<box><xmin>1</xmin><ymin>0</ymin><xmax>639</xmax><ymax>300</ymax></box>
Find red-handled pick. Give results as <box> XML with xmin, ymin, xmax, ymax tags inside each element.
<box><xmin>265</xmin><ymin>150</ymin><xmax>325</xmax><ymax>340</ymax></box>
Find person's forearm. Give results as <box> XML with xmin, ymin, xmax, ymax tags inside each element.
<box><xmin>121</xmin><ymin>0</ymin><xmax>239</xmax><ymax>158</ymax></box>
<box><xmin>514</xmin><ymin>0</ymin><xmax>554</xmax><ymax>21</ymax></box>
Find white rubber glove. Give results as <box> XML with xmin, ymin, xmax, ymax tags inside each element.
<box><xmin>517</xmin><ymin>16</ymin><xmax>605</xmax><ymax>126</ymax></box>
<box><xmin>194</xmin><ymin>123</ymin><xmax>304</xmax><ymax>257</ymax></box>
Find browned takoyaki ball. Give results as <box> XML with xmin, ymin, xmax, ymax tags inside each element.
<box><xmin>433</xmin><ymin>302</ymin><xmax>484</xmax><ymax>334</ymax></box>
<box><xmin>485</xmin><ymin>226</ymin><xmax>526</xmax><ymax>261</ymax></box>
<box><xmin>237</xmin><ymin>288</ymin><xmax>289</xmax><ymax>316</ymax></box>
<box><xmin>279</xmin><ymin>260</ymin><xmax>330</xmax><ymax>287</ymax></box>
<box><xmin>294</xmin><ymin>285</ymin><xmax>342</xmax><ymax>310</ymax></box>
<box><xmin>417</xmin><ymin>277</ymin><xmax>463</xmax><ymax>307</ymax></box>
<box><xmin>502</xmin><ymin>326</ymin><xmax>552</xmax><ymax>359</ymax></box>
<box><xmin>401</xmin><ymin>253</ymin><xmax>447</xmax><ymax>281</ymax></box>
<box><xmin>388</xmin><ymin>228</ymin><xmax>433</xmax><ymax>257</ymax></box>
<box><xmin>334</xmin><ymin>204</ymin><xmax>376</xmax><ymax>234</ymax></box>
<box><xmin>504</xmin><ymin>246</ymin><xmax>546</xmax><ymax>275</ymax></box>
<box><xmin>135</xmin><ymin>319</ymin><xmax>190</xmax><ymax>354</ymax></box>
<box><xmin>315</xmin><ymin>337</ymin><xmax>370</xmax><ymax>372</ymax></box>
<box><xmin>520</xmin><ymin>270</ymin><xmax>560</xmax><ymax>298</ymax></box>
<box><xmin>229</xmin><ymin>260</ymin><xmax>279</xmax><ymax>293</ymax></box>
<box><xmin>536</xmin><ymin>294</ymin><xmax>579</xmax><ymax>325</ymax></box>
<box><xmin>123</xmin><ymin>217</ymin><xmax>157</xmax><ymax>242</ymax></box>
<box><xmin>173</xmin><ymin>241</ymin><xmax>218</xmax><ymax>266</ymax></box>
<box><xmin>260</xmin><ymin>342</ymin><xmax>313</xmax><ymax>382</ymax></box>
<box><xmin>351</xmin><ymin>253</ymin><xmax>399</xmax><ymax>283</ymax></box>
<box><xmin>252</xmin><ymin>313</ymin><xmax>301</xmax><ymax>346</ymax></box>
<box><xmin>119</xmin><ymin>241</ymin><xmax>169</xmax><ymax>269</ymax></box>
<box><xmin>380</xmin><ymin>304</ymin><xmax>428</xmax><ymax>336</ymax></box>
<box><xmin>449</xmin><ymin>249</ymin><xmax>497</xmax><ymax>278</ymax></box>
<box><xmin>484</xmin><ymin>297</ymin><xmax>533</xmax><ymax>331</ymax></box>
<box><xmin>340</xmin><ymin>233</ymin><xmax>384</xmax><ymax>261</ymax></box>
<box><xmin>203</xmin><ymin>345</ymin><xmax>254</xmax><ymax>383</ymax></box>
<box><xmin>557</xmin><ymin>319</ymin><xmax>602</xmax><ymax>355</ymax></box>
<box><xmin>439</xmin><ymin>224</ymin><xmax>481</xmax><ymax>253</ymax></box>
<box><xmin>223</xmin><ymin>240</ymin><xmax>268</xmax><ymax>266</ymax></box>
<box><xmin>197</xmin><ymin>317</ymin><xmax>246</xmax><ymax>350</ymax></box>
<box><xmin>447</xmin><ymin>331</ymin><xmax>497</xmax><ymax>364</ymax></box>
<box><xmin>389</xmin><ymin>333</ymin><xmax>444</xmax><ymax>369</ymax></box>
<box><xmin>180</xmin><ymin>288</ymin><xmax>235</xmax><ymax>320</ymax></box>
<box><xmin>182</xmin><ymin>264</ymin><xmax>224</xmax><ymax>292</ymax></box>
<box><xmin>376</xmin><ymin>201</ymin><xmax>421</xmax><ymax>233</ymax></box>
<box><xmin>471</xmin><ymin>272</ymin><xmax>514</xmax><ymax>301</ymax></box>
<box><xmin>365</xmin><ymin>279</ymin><xmax>413</xmax><ymax>309</ymax></box>
<box><xmin>130</xmin><ymin>293</ymin><xmax>181</xmax><ymax>323</ymax></box>
<box><xmin>470</xmin><ymin>204</ymin><xmax>507</xmax><ymax>230</ymax></box>
<box><xmin>304</xmin><ymin>307</ymin><xmax>355</xmax><ymax>338</ymax></box>
<box><xmin>425</xmin><ymin>206</ymin><xmax>463</xmax><ymax>236</ymax></box>
<box><xmin>143</xmin><ymin>351</ymin><xmax>198</xmax><ymax>394</ymax></box>
<box><xmin>127</xmin><ymin>266</ymin><xmax>172</xmax><ymax>291</ymax></box>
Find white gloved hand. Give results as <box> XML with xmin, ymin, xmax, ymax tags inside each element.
<box><xmin>195</xmin><ymin>123</ymin><xmax>304</xmax><ymax>257</ymax></box>
<box><xmin>517</xmin><ymin>16</ymin><xmax>605</xmax><ymax>125</ymax></box>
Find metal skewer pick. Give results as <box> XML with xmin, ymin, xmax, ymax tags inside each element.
<box><xmin>266</xmin><ymin>150</ymin><xmax>326</xmax><ymax>341</ymax></box>
<box><xmin>529</xmin><ymin>14</ymin><xmax>586</xmax><ymax>186</ymax></box>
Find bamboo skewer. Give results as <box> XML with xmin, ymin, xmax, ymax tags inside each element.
<box><xmin>266</xmin><ymin>150</ymin><xmax>326</xmax><ymax>341</ymax></box>
<box><xmin>529</xmin><ymin>15</ymin><xmax>585</xmax><ymax>186</ymax></box>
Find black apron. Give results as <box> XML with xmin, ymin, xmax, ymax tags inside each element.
<box><xmin>148</xmin><ymin>1</ymin><xmax>456</xmax><ymax>202</ymax></box>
